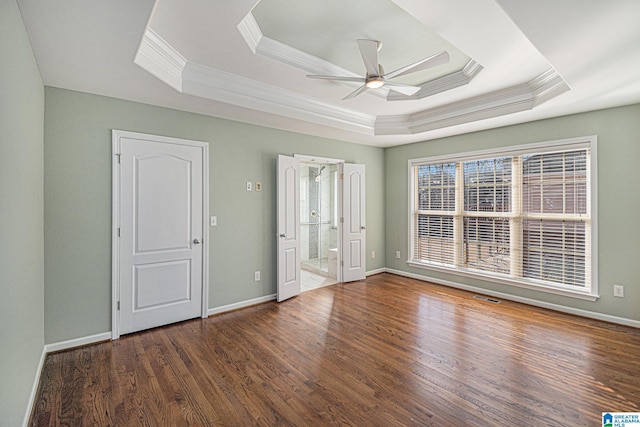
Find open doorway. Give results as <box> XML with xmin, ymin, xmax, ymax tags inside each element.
<box><xmin>300</xmin><ymin>162</ymin><xmax>339</xmax><ymax>292</ymax></box>
<box><xmin>277</xmin><ymin>154</ymin><xmax>365</xmax><ymax>302</ymax></box>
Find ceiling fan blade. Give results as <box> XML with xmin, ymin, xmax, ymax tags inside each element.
<box><xmin>384</xmin><ymin>51</ymin><xmax>450</xmax><ymax>80</ymax></box>
<box><xmin>384</xmin><ymin>82</ymin><xmax>421</xmax><ymax>96</ymax></box>
<box><xmin>306</xmin><ymin>75</ymin><xmax>366</xmax><ymax>83</ymax></box>
<box><xmin>342</xmin><ymin>84</ymin><xmax>368</xmax><ymax>100</ymax></box>
<box><xmin>356</xmin><ymin>39</ymin><xmax>381</xmax><ymax>77</ymax></box>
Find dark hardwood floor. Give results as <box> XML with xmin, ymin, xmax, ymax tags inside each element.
<box><xmin>30</xmin><ymin>273</ymin><xmax>640</xmax><ymax>426</ymax></box>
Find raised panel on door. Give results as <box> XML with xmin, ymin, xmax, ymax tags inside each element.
<box><xmin>135</xmin><ymin>155</ymin><xmax>191</xmax><ymax>254</ymax></box>
<box><xmin>342</xmin><ymin>163</ymin><xmax>366</xmax><ymax>282</ymax></box>
<box><xmin>115</xmin><ymin>132</ymin><xmax>205</xmax><ymax>336</ymax></box>
<box><xmin>277</xmin><ymin>155</ymin><xmax>300</xmax><ymax>302</ymax></box>
<box><xmin>134</xmin><ymin>260</ymin><xmax>192</xmax><ymax>311</ymax></box>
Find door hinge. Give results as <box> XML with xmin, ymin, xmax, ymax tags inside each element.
<box><xmin>117</xmin><ymin>227</ymin><xmax>121</xmax><ymax>237</ymax></box>
<box><xmin>340</xmin><ymin>261</ymin><xmax>344</xmax><ymax>266</ymax></box>
<box><xmin>339</xmin><ymin>173</ymin><xmax>344</xmax><ymax>180</ymax></box>
<box><xmin>340</xmin><ymin>217</ymin><xmax>344</xmax><ymax>223</ymax></box>
<box><xmin>117</xmin><ymin>301</ymin><xmax>120</xmax><ymax>310</ymax></box>
<box><xmin>115</xmin><ymin>153</ymin><xmax>121</xmax><ymax>164</ymax></box>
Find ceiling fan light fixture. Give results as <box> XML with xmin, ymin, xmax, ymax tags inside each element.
<box><xmin>365</xmin><ymin>78</ymin><xmax>385</xmax><ymax>89</ymax></box>
<box><xmin>307</xmin><ymin>39</ymin><xmax>449</xmax><ymax>100</ymax></box>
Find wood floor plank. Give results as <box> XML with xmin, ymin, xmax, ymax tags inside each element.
<box><xmin>29</xmin><ymin>273</ymin><xmax>640</xmax><ymax>426</ymax></box>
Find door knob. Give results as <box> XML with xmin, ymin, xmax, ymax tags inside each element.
<box><xmin>361</xmin><ymin>226</ymin><xmax>366</xmax><ymax>230</ymax></box>
<box><xmin>193</xmin><ymin>238</ymin><xmax>201</xmax><ymax>244</ymax></box>
<box><xmin>279</xmin><ymin>233</ymin><xmax>286</xmax><ymax>238</ymax></box>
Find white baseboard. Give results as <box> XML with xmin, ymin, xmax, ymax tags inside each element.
<box><xmin>208</xmin><ymin>294</ymin><xmax>277</xmax><ymax>316</ymax></box>
<box><xmin>366</xmin><ymin>268</ymin><xmax>386</xmax><ymax>276</ymax></box>
<box><xmin>44</xmin><ymin>332</ymin><xmax>112</xmax><ymax>354</ymax></box>
<box><xmin>23</xmin><ymin>332</ymin><xmax>111</xmax><ymax>426</ymax></box>
<box><xmin>207</xmin><ymin>271</ymin><xmax>386</xmax><ymax>317</ymax></box>
<box><xmin>385</xmin><ymin>268</ymin><xmax>640</xmax><ymax>328</ymax></box>
<box><xmin>207</xmin><ymin>272</ymin><xmax>388</xmax><ymax>316</ymax></box>
<box><xmin>22</xmin><ymin>346</ymin><xmax>47</xmax><ymax>427</ymax></box>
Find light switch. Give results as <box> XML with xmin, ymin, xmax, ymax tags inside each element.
<box><xmin>210</xmin><ymin>216</ymin><xmax>217</xmax><ymax>226</ymax></box>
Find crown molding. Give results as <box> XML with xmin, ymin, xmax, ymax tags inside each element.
<box><xmin>238</xmin><ymin>13</ymin><xmax>390</xmax><ymax>100</ymax></box>
<box><xmin>387</xmin><ymin>60</ymin><xmax>484</xmax><ymax>101</ymax></box>
<box><xmin>376</xmin><ymin>69</ymin><xmax>570</xmax><ymax>135</ymax></box>
<box><xmin>182</xmin><ymin>62</ymin><xmax>375</xmax><ymax>134</ymax></box>
<box><xmin>238</xmin><ymin>11</ymin><xmax>484</xmax><ymax>102</ymax></box>
<box><xmin>239</xmin><ymin>12</ymin><xmax>358</xmax><ymax>78</ymax></box>
<box><xmin>136</xmin><ymin>28</ymin><xmax>374</xmax><ymax>134</ymax></box>
<box><xmin>134</xmin><ymin>28</ymin><xmax>186</xmax><ymax>92</ymax></box>
<box><xmin>531</xmin><ymin>68</ymin><xmax>571</xmax><ymax>106</ymax></box>
<box><xmin>236</xmin><ymin>11</ymin><xmax>262</xmax><ymax>54</ymax></box>
<box><xmin>135</xmin><ymin>28</ymin><xmax>569</xmax><ymax>139</ymax></box>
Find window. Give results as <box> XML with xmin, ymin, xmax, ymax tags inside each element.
<box><xmin>409</xmin><ymin>137</ymin><xmax>596</xmax><ymax>299</ymax></box>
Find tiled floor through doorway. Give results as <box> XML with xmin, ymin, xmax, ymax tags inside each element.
<box><xmin>301</xmin><ymin>267</ymin><xmax>337</xmax><ymax>292</ymax></box>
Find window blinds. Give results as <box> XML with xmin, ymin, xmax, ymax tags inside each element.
<box><xmin>411</xmin><ymin>143</ymin><xmax>592</xmax><ymax>294</ymax></box>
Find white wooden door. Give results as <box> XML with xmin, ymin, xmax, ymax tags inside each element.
<box><xmin>341</xmin><ymin>163</ymin><xmax>366</xmax><ymax>282</ymax></box>
<box><xmin>277</xmin><ymin>155</ymin><xmax>301</xmax><ymax>302</ymax></box>
<box><xmin>114</xmin><ymin>131</ymin><xmax>207</xmax><ymax>336</ymax></box>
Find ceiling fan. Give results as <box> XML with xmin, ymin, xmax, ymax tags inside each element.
<box><xmin>307</xmin><ymin>39</ymin><xmax>450</xmax><ymax>100</ymax></box>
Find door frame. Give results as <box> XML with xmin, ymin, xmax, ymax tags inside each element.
<box><xmin>111</xmin><ymin>130</ymin><xmax>209</xmax><ymax>339</ymax></box>
<box><xmin>294</xmin><ymin>154</ymin><xmax>345</xmax><ymax>284</ymax></box>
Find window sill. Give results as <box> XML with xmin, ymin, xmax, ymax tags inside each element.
<box><xmin>407</xmin><ymin>260</ymin><xmax>599</xmax><ymax>302</ymax></box>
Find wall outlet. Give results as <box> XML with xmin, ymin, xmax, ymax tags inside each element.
<box><xmin>371</xmin><ymin>250</ymin><xmax>376</xmax><ymax>259</ymax></box>
<box><xmin>255</xmin><ymin>182</ymin><xmax>262</xmax><ymax>191</ymax></box>
<box><xmin>613</xmin><ymin>285</ymin><xmax>624</xmax><ymax>298</ymax></box>
<box><xmin>254</xmin><ymin>271</ymin><xmax>261</xmax><ymax>281</ymax></box>
<box><xmin>395</xmin><ymin>250</ymin><xmax>401</xmax><ymax>259</ymax></box>
<box><xmin>246</xmin><ymin>181</ymin><xmax>253</xmax><ymax>191</ymax></box>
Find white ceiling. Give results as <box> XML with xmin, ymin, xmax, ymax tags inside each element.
<box><xmin>251</xmin><ymin>0</ymin><xmax>472</xmax><ymax>85</ymax></box>
<box><xmin>17</xmin><ymin>0</ymin><xmax>640</xmax><ymax>147</ymax></box>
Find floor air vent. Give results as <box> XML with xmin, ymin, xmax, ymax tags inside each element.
<box><xmin>473</xmin><ymin>295</ymin><xmax>502</xmax><ymax>304</ymax></box>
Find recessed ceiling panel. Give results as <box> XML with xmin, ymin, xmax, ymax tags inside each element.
<box><xmin>252</xmin><ymin>0</ymin><xmax>471</xmax><ymax>85</ymax></box>
<box><xmin>21</xmin><ymin>0</ymin><xmax>640</xmax><ymax>147</ymax></box>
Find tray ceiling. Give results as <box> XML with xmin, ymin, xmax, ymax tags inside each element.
<box><xmin>18</xmin><ymin>0</ymin><xmax>640</xmax><ymax>147</ymax></box>
<box><xmin>252</xmin><ymin>0</ymin><xmax>471</xmax><ymax>86</ymax></box>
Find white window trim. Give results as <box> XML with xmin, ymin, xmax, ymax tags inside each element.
<box><xmin>407</xmin><ymin>136</ymin><xmax>598</xmax><ymax>301</ymax></box>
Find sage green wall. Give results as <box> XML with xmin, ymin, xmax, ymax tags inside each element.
<box><xmin>385</xmin><ymin>104</ymin><xmax>640</xmax><ymax>322</ymax></box>
<box><xmin>44</xmin><ymin>87</ymin><xmax>385</xmax><ymax>344</ymax></box>
<box><xmin>0</xmin><ymin>1</ymin><xmax>45</xmax><ymax>425</ymax></box>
